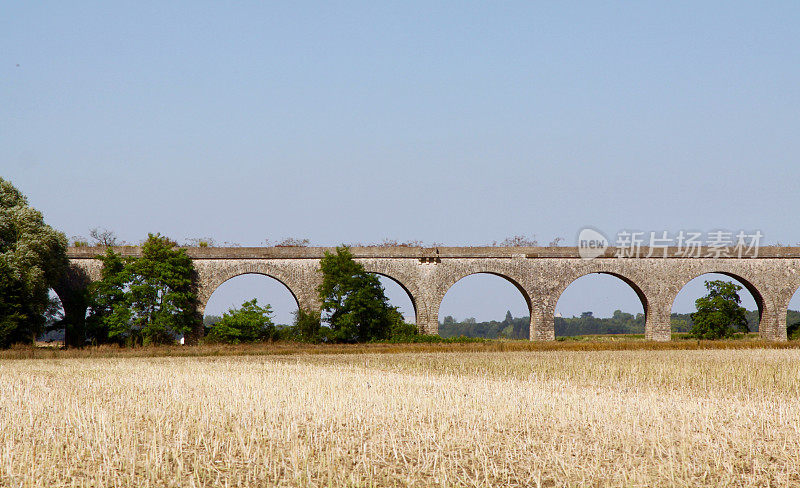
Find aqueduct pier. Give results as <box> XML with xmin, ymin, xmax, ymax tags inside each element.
<box><xmin>62</xmin><ymin>246</ymin><xmax>800</xmax><ymax>341</ymax></box>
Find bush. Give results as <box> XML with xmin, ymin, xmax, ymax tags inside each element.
<box><xmin>388</xmin><ymin>321</ymin><xmax>419</xmax><ymax>342</ymax></box>
<box><xmin>291</xmin><ymin>309</ymin><xmax>323</xmax><ymax>343</ymax></box>
<box><xmin>205</xmin><ymin>299</ymin><xmax>278</xmax><ymax>344</ymax></box>
<box><xmin>788</xmin><ymin>322</ymin><xmax>800</xmax><ymax>340</ymax></box>
<box><xmin>382</xmin><ymin>325</ymin><xmax>485</xmax><ymax>344</ymax></box>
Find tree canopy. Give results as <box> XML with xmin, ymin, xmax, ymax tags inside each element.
<box><xmin>690</xmin><ymin>280</ymin><xmax>750</xmax><ymax>339</ymax></box>
<box><xmin>87</xmin><ymin>233</ymin><xmax>198</xmax><ymax>345</ymax></box>
<box><xmin>0</xmin><ymin>178</ymin><xmax>68</xmax><ymax>347</ymax></box>
<box><xmin>318</xmin><ymin>246</ymin><xmax>405</xmax><ymax>342</ymax></box>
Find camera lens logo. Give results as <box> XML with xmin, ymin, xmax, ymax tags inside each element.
<box><xmin>578</xmin><ymin>228</ymin><xmax>608</xmax><ymax>260</ymax></box>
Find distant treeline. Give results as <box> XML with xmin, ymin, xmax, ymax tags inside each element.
<box><xmin>438</xmin><ymin>310</ymin><xmax>800</xmax><ymax>339</ymax></box>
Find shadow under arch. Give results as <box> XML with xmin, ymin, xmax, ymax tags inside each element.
<box><xmin>671</xmin><ymin>271</ymin><xmax>764</xmax><ymax>324</ymax></box>
<box><xmin>555</xmin><ymin>271</ymin><xmax>649</xmax><ymax>319</ymax></box>
<box><xmin>52</xmin><ymin>263</ymin><xmax>95</xmax><ymax>347</ymax></box>
<box><xmin>440</xmin><ymin>271</ymin><xmax>533</xmax><ymax>319</ymax></box>
<box><xmin>367</xmin><ymin>272</ymin><xmax>418</xmax><ymax>323</ymax></box>
<box><xmin>203</xmin><ymin>272</ymin><xmax>301</xmax><ymax>312</ymax></box>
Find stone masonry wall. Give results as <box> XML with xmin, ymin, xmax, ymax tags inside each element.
<box><xmin>64</xmin><ymin>246</ymin><xmax>800</xmax><ymax>342</ymax></box>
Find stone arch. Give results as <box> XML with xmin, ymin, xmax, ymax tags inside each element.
<box><xmin>194</xmin><ymin>260</ymin><xmax>320</xmax><ymax>318</ymax></box>
<box><xmin>435</xmin><ymin>270</ymin><xmax>534</xmax><ymax>338</ymax></box>
<box><xmin>529</xmin><ymin>262</ymin><xmax>658</xmax><ymax>341</ymax></box>
<box><xmin>544</xmin><ymin>269</ymin><xmax>651</xmax><ymax>339</ymax></box>
<box><xmin>669</xmin><ymin>270</ymin><xmax>765</xmax><ymax>337</ymax></box>
<box><xmin>199</xmin><ymin>271</ymin><xmax>300</xmax><ymax>314</ymax></box>
<box><xmin>550</xmin><ymin>270</ymin><xmax>649</xmax><ymax>319</ymax></box>
<box><xmin>357</xmin><ymin>259</ymin><xmax>429</xmax><ymax>330</ymax></box>
<box><xmin>368</xmin><ymin>272</ymin><xmax>418</xmax><ymax>323</ymax></box>
<box><xmin>201</xmin><ymin>272</ymin><xmax>301</xmax><ymax>314</ymax></box>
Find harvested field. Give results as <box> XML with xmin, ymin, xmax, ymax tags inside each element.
<box><xmin>1</xmin><ymin>349</ymin><xmax>799</xmax><ymax>487</ymax></box>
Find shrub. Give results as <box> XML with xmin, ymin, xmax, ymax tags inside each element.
<box><xmin>387</xmin><ymin>321</ymin><xmax>420</xmax><ymax>342</ymax></box>
<box><xmin>291</xmin><ymin>309</ymin><xmax>323</xmax><ymax>343</ymax></box>
<box><xmin>788</xmin><ymin>322</ymin><xmax>800</xmax><ymax>340</ymax></box>
<box><xmin>206</xmin><ymin>299</ymin><xmax>277</xmax><ymax>344</ymax></box>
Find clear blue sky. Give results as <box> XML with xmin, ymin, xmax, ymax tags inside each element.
<box><xmin>3</xmin><ymin>2</ymin><xmax>799</xmax><ymax>324</ymax></box>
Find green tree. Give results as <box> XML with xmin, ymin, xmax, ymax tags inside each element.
<box><xmin>206</xmin><ymin>299</ymin><xmax>277</xmax><ymax>343</ymax></box>
<box><xmin>318</xmin><ymin>246</ymin><xmax>405</xmax><ymax>342</ymax></box>
<box><xmin>0</xmin><ymin>178</ymin><xmax>68</xmax><ymax>347</ymax></box>
<box><xmin>292</xmin><ymin>308</ymin><xmax>323</xmax><ymax>342</ymax></box>
<box><xmin>85</xmin><ymin>249</ymin><xmax>128</xmax><ymax>344</ymax></box>
<box><xmin>690</xmin><ymin>280</ymin><xmax>749</xmax><ymax>339</ymax></box>
<box><xmin>87</xmin><ymin>234</ymin><xmax>198</xmax><ymax>345</ymax></box>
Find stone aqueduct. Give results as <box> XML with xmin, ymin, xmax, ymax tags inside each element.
<box><xmin>63</xmin><ymin>246</ymin><xmax>800</xmax><ymax>341</ymax></box>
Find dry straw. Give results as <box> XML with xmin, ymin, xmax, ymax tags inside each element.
<box><xmin>1</xmin><ymin>349</ymin><xmax>799</xmax><ymax>486</ymax></box>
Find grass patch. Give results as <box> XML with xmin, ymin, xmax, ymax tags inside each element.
<box><xmin>5</xmin><ymin>335</ymin><xmax>800</xmax><ymax>360</ymax></box>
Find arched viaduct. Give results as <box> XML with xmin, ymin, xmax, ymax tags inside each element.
<box><xmin>63</xmin><ymin>246</ymin><xmax>800</xmax><ymax>342</ymax></box>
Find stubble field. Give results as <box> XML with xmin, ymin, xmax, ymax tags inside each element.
<box><xmin>1</xmin><ymin>348</ymin><xmax>799</xmax><ymax>487</ymax></box>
